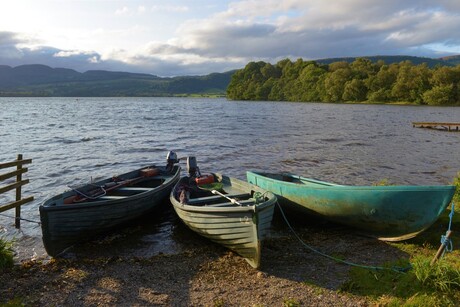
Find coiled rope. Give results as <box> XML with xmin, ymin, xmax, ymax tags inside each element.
<box><xmin>441</xmin><ymin>202</ymin><xmax>455</xmax><ymax>255</ymax></box>
<box><xmin>277</xmin><ymin>201</ymin><xmax>411</xmax><ymax>273</ymax></box>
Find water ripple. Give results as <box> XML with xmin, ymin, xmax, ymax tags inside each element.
<box><xmin>1</xmin><ymin>97</ymin><xmax>460</xmax><ymax>258</ymax></box>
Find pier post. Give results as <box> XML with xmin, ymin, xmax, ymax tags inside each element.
<box><xmin>15</xmin><ymin>154</ymin><xmax>22</xmax><ymax>228</ymax></box>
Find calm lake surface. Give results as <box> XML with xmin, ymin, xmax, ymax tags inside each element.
<box><xmin>1</xmin><ymin>97</ymin><xmax>459</xmax><ymax>260</ymax></box>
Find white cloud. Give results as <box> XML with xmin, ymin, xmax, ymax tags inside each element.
<box><xmin>2</xmin><ymin>1</ymin><xmax>460</xmax><ymax>76</ymax></box>
<box><xmin>138</xmin><ymin>6</ymin><xmax>146</xmax><ymax>14</ymax></box>
<box><xmin>151</xmin><ymin>5</ymin><xmax>189</xmax><ymax>13</ymax></box>
<box><xmin>115</xmin><ymin>6</ymin><xmax>129</xmax><ymax>16</ymax></box>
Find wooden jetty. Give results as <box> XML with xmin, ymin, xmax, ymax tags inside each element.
<box><xmin>412</xmin><ymin>122</ymin><xmax>460</xmax><ymax>132</ymax></box>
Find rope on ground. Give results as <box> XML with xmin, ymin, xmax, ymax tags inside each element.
<box><xmin>276</xmin><ymin>201</ymin><xmax>411</xmax><ymax>273</ymax></box>
<box><xmin>0</xmin><ymin>213</ymin><xmax>41</xmax><ymax>225</ymax></box>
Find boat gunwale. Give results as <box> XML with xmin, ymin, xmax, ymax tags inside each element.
<box><xmin>170</xmin><ymin>173</ymin><xmax>276</xmax><ymax>214</ymax></box>
<box><xmin>247</xmin><ymin>171</ymin><xmax>456</xmax><ymax>192</ymax></box>
<box><xmin>40</xmin><ymin>165</ymin><xmax>181</xmax><ymax>211</ymax></box>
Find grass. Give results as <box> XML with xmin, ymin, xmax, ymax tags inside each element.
<box><xmin>0</xmin><ymin>238</ymin><xmax>14</xmax><ymax>270</ymax></box>
<box><xmin>453</xmin><ymin>171</ymin><xmax>460</xmax><ymax>203</ymax></box>
<box><xmin>283</xmin><ymin>298</ymin><xmax>300</xmax><ymax>307</ymax></box>
<box><xmin>1</xmin><ymin>297</ymin><xmax>25</xmax><ymax>307</ymax></box>
<box><xmin>340</xmin><ymin>255</ymin><xmax>460</xmax><ymax>305</ymax></box>
<box><xmin>339</xmin><ymin>172</ymin><xmax>460</xmax><ymax>306</ymax></box>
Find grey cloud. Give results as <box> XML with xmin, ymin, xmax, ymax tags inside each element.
<box><xmin>1</xmin><ymin>1</ymin><xmax>460</xmax><ymax>77</ymax></box>
<box><xmin>0</xmin><ymin>32</ymin><xmax>24</xmax><ymax>59</ymax></box>
<box><xmin>171</xmin><ymin>2</ymin><xmax>460</xmax><ymax>62</ymax></box>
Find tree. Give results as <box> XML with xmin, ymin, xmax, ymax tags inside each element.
<box><xmin>351</xmin><ymin>58</ymin><xmax>376</xmax><ymax>79</ymax></box>
<box><xmin>391</xmin><ymin>62</ymin><xmax>431</xmax><ymax>104</ymax></box>
<box><xmin>296</xmin><ymin>63</ymin><xmax>327</xmax><ymax>102</ymax></box>
<box><xmin>343</xmin><ymin>79</ymin><xmax>368</xmax><ymax>101</ymax></box>
<box><xmin>423</xmin><ymin>85</ymin><xmax>454</xmax><ymax>105</ymax></box>
<box><xmin>367</xmin><ymin>64</ymin><xmax>398</xmax><ymax>102</ymax></box>
<box><xmin>323</xmin><ymin>68</ymin><xmax>353</xmax><ymax>102</ymax></box>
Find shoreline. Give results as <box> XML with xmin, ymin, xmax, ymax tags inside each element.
<box><xmin>2</xmin><ymin>203</ymin><xmax>459</xmax><ymax>306</ymax></box>
<box><xmin>1</xmin><ymin>217</ymin><xmax>403</xmax><ymax>306</ymax></box>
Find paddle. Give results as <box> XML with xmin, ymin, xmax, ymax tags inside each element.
<box><xmin>197</xmin><ymin>182</ymin><xmax>243</xmax><ymax>206</ymax></box>
<box><xmin>210</xmin><ymin>189</ymin><xmax>243</xmax><ymax>206</ymax></box>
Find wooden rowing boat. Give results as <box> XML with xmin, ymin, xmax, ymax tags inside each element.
<box><xmin>170</xmin><ymin>171</ymin><xmax>276</xmax><ymax>269</ymax></box>
<box><xmin>246</xmin><ymin>171</ymin><xmax>456</xmax><ymax>241</ymax></box>
<box><xmin>40</xmin><ymin>158</ymin><xmax>180</xmax><ymax>257</ymax></box>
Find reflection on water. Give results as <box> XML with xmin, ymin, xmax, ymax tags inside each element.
<box><xmin>1</xmin><ymin>97</ymin><xmax>459</xmax><ymax>260</ymax></box>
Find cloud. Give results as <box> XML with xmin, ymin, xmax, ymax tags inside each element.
<box><xmin>115</xmin><ymin>6</ymin><xmax>129</xmax><ymax>16</ymax></box>
<box><xmin>161</xmin><ymin>0</ymin><xmax>460</xmax><ymax>62</ymax></box>
<box><xmin>2</xmin><ymin>1</ymin><xmax>460</xmax><ymax>76</ymax></box>
<box><xmin>151</xmin><ymin>5</ymin><xmax>189</xmax><ymax>13</ymax></box>
<box><xmin>0</xmin><ymin>32</ymin><xmax>24</xmax><ymax>59</ymax></box>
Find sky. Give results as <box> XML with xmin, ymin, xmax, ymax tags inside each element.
<box><xmin>1</xmin><ymin>0</ymin><xmax>460</xmax><ymax>77</ymax></box>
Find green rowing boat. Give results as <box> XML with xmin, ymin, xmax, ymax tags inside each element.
<box><xmin>40</xmin><ymin>152</ymin><xmax>181</xmax><ymax>256</ymax></box>
<box><xmin>170</xmin><ymin>158</ymin><xmax>276</xmax><ymax>268</ymax></box>
<box><xmin>246</xmin><ymin>171</ymin><xmax>456</xmax><ymax>241</ymax></box>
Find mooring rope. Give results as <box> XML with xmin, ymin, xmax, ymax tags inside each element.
<box><xmin>440</xmin><ymin>202</ymin><xmax>455</xmax><ymax>255</ymax></box>
<box><xmin>277</xmin><ymin>201</ymin><xmax>411</xmax><ymax>273</ymax></box>
<box><xmin>0</xmin><ymin>213</ymin><xmax>41</xmax><ymax>225</ymax></box>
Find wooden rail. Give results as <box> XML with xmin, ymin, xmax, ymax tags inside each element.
<box><xmin>0</xmin><ymin>154</ymin><xmax>33</xmax><ymax>228</ymax></box>
<box><xmin>412</xmin><ymin>122</ymin><xmax>460</xmax><ymax>131</ymax></box>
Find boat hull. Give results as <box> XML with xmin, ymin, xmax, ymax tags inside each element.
<box><xmin>170</xmin><ymin>174</ymin><xmax>276</xmax><ymax>268</ymax></box>
<box><xmin>40</xmin><ymin>165</ymin><xmax>180</xmax><ymax>256</ymax></box>
<box><xmin>247</xmin><ymin>171</ymin><xmax>455</xmax><ymax>241</ymax></box>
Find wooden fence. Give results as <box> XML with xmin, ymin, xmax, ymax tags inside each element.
<box><xmin>0</xmin><ymin>154</ymin><xmax>33</xmax><ymax>228</ymax></box>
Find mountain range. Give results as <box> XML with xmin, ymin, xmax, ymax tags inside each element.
<box><xmin>1</xmin><ymin>55</ymin><xmax>459</xmax><ymax>97</ymax></box>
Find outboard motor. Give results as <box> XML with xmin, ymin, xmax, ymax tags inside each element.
<box><xmin>186</xmin><ymin>156</ymin><xmax>201</xmax><ymax>178</ymax></box>
<box><xmin>166</xmin><ymin>151</ymin><xmax>179</xmax><ymax>172</ymax></box>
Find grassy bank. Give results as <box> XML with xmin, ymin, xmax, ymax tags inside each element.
<box><xmin>340</xmin><ymin>172</ymin><xmax>460</xmax><ymax>305</ymax></box>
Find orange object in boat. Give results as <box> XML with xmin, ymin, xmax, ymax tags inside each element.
<box><xmin>140</xmin><ymin>167</ymin><xmax>160</xmax><ymax>177</ymax></box>
<box><xmin>195</xmin><ymin>174</ymin><xmax>214</xmax><ymax>185</ymax></box>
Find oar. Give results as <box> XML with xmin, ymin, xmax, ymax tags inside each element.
<box><xmin>210</xmin><ymin>189</ymin><xmax>243</xmax><ymax>206</ymax></box>
<box><xmin>65</xmin><ymin>177</ymin><xmax>137</xmax><ymax>204</ymax></box>
<box><xmin>65</xmin><ymin>168</ymin><xmax>159</xmax><ymax>204</ymax></box>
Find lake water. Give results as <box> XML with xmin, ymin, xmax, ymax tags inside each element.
<box><xmin>1</xmin><ymin>97</ymin><xmax>459</xmax><ymax>260</ymax></box>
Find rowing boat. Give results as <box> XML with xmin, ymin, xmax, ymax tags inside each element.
<box><xmin>246</xmin><ymin>171</ymin><xmax>456</xmax><ymax>241</ymax></box>
<box><xmin>40</xmin><ymin>153</ymin><xmax>181</xmax><ymax>256</ymax></box>
<box><xmin>170</xmin><ymin>159</ymin><xmax>276</xmax><ymax>268</ymax></box>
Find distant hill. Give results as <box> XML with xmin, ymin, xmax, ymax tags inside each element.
<box><xmin>315</xmin><ymin>55</ymin><xmax>455</xmax><ymax>67</ymax></box>
<box><xmin>439</xmin><ymin>55</ymin><xmax>460</xmax><ymax>66</ymax></box>
<box><xmin>0</xmin><ymin>64</ymin><xmax>235</xmax><ymax>97</ymax></box>
<box><xmin>0</xmin><ymin>54</ymin><xmax>458</xmax><ymax>97</ymax></box>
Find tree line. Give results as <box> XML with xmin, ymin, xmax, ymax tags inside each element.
<box><xmin>226</xmin><ymin>58</ymin><xmax>460</xmax><ymax>105</ymax></box>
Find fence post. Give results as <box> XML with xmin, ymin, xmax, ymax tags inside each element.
<box><xmin>15</xmin><ymin>154</ymin><xmax>22</xmax><ymax>228</ymax></box>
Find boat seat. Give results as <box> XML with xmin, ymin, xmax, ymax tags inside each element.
<box><xmin>152</xmin><ymin>175</ymin><xmax>170</xmax><ymax>180</ymax></box>
<box><xmin>97</xmin><ymin>195</ymin><xmax>127</xmax><ymax>200</ymax></box>
<box><xmin>118</xmin><ymin>187</ymin><xmax>153</xmax><ymax>192</ymax></box>
<box><xmin>187</xmin><ymin>193</ymin><xmax>251</xmax><ymax>205</ymax></box>
<box><xmin>205</xmin><ymin>199</ymin><xmax>255</xmax><ymax>207</ymax></box>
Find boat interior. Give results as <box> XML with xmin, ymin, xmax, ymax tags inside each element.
<box><xmin>177</xmin><ymin>176</ymin><xmax>264</xmax><ymax>207</ymax></box>
<box><xmin>57</xmin><ymin>175</ymin><xmax>171</xmax><ymax>205</ymax></box>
